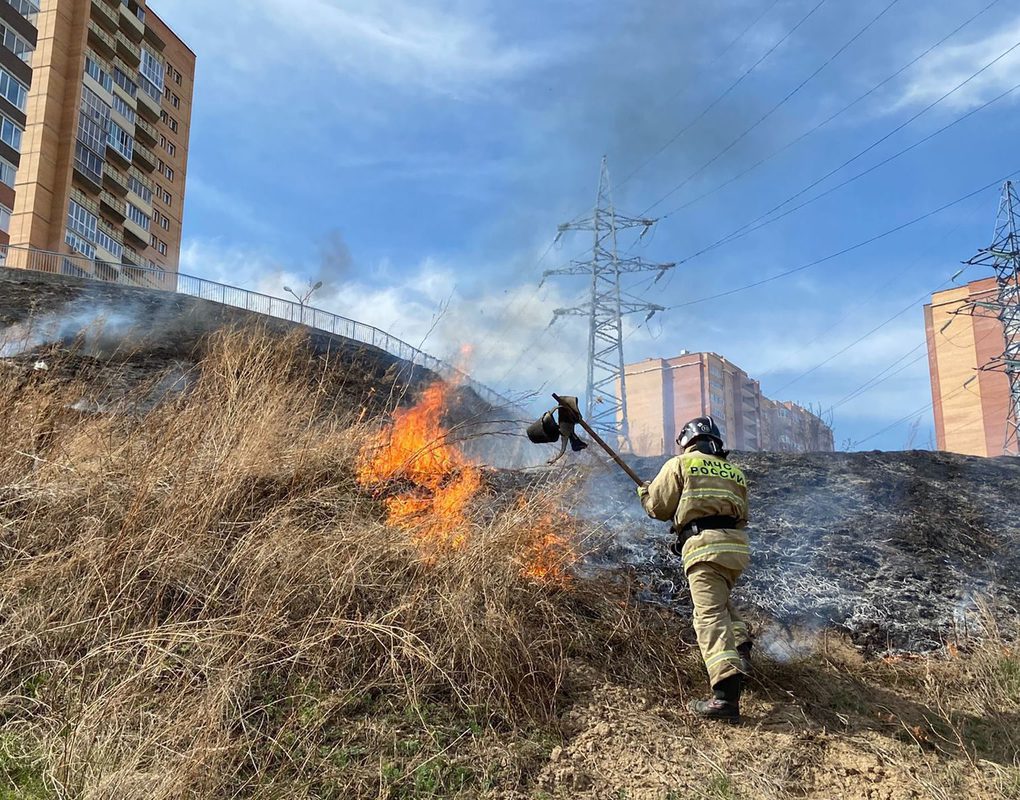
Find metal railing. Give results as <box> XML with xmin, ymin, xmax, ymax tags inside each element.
<box><xmin>0</xmin><ymin>244</ymin><xmax>518</xmax><ymax>410</ymax></box>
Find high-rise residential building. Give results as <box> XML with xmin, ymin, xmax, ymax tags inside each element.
<box><xmin>624</xmin><ymin>352</ymin><xmax>835</xmax><ymax>457</ymax></box>
<box><xmin>0</xmin><ymin>0</ymin><xmax>39</xmax><ymax>245</ymax></box>
<box><xmin>924</xmin><ymin>278</ymin><xmax>1012</xmax><ymax>457</ymax></box>
<box><xmin>5</xmin><ymin>0</ymin><xmax>193</xmax><ymax>281</ymax></box>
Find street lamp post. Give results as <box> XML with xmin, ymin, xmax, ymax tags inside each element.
<box><xmin>283</xmin><ymin>281</ymin><xmax>323</xmax><ymax>326</ymax></box>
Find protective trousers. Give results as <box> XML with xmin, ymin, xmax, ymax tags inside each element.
<box><xmin>687</xmin><ymin>561</ymin><xmax>751</xmax><ymax>687</ymax></box>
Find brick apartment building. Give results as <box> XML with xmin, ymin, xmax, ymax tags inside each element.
<box><xmin>924</xmin><ymin>278</ymin><xmax>1013</xmax><ymax>457</ymax></box>
<box><xmin>624</xmin><ymin>352</ymin><xmax>835</xmax><ymax>457</ymax></box>
<box><xmin>0</xmin><ymin>0</ymin><xmax>38</xmax><ymax>243</ymax></box>
<box><xmin>1</xmin><ymin>0</ymin><xmax>193</xmax><ymax>279</ymax></box>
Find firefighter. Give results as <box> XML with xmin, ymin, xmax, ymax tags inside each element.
<box><xmin>637</xmin><ymin>416</ymin><xmax>751</xmax><ymax>723</ymax></box>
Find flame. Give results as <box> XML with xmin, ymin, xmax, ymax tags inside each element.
<box><xmin>358</xmin><ymin>383</ymin><xmax>480</xmax><ymax>552</ymax></box>
<box><xmin>358</xmin><ymin>380</ymin><xmax>575</xmax><ymax>582</ymax></box>
<box><xmin>516</xmin><ymin>502</ymin><xmax>575</xmax><ymax>585</ymax></box>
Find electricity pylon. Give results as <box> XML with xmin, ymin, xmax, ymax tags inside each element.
<box><xmin>964</xmin><ymin>180</ymin><xmax>1020</xmax><ymax>456</ymax></box>
<box><xmin>540</xmin><ymin>156</ymin><xmax>675</xmax><ymax>449</ymax></box>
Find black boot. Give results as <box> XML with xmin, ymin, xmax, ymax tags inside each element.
<box><xmin>689</xmin><ymin>675</ymin><xmax>741</xmax><ymax>724</ymax></box>
<box><xmin>737</xmin><ymin>642</ymin><xmax>753</xmax><ymax>676</ymax></box>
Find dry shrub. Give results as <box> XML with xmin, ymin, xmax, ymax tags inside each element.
<box><xmin>0</xmin><ymin>326</ymin><xmax>685</xmax><ymax>798</ymax></box>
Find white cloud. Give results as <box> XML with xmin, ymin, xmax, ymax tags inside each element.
<box><xmin>892</xmin><ymin>17</ymin><xmax>1020</xmax><ymax>111</ymax></box>
<box><xmin>178</xmin><ymin>237</ymin><xmax>586</xmax><ymax>401</ymax></box>
<box><xmin>164</xmin><ymin>0</ymin><xmax>549</xmax><ymax>97</ymax></box>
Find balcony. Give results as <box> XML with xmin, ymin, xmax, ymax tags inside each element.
<box><xmin>134</xmin><ymin>115</ymin><xmax>157</xmax><ymax>146</ymax></box>
<box><xmin>73</xmin><ymin>161</ymin><xmax>103</xmax><ymax>194</ymax></box>
<box><xmin>132</xmin><ymin>140</ymin><xmax>157</xmax><ymax>173</ymax></box>
<box><xmin>100</xmin><ymin>189</ymin><xmax>126</xmax><ymax>220</ymax></box>
<box><xmin>143</xmin><ymin>23</ymin><xmax>165</xmax><ymax>51</ymax></box>
<box><xmin>5</xmin><ymin>0</ymin><xmax>39</xmax><ymax>24</ymax></box>
<box><xmin>116</xmin><ymin>29</ymin><xmax>141</xmax><ymax>66</ymax></box>
<box><xmin>90</xmin><ymin>0</ymin><xmax>118</xmax><ymax>32</ymax></box>
<box><xmin>88</xmin><ymin>21</ymin><xmax>117</xmax><ymax>59</ymax></box>
<box><xmin>135</xmin><ymin>82</ymin><xmax>160</xmax><ymax>121</ymax></box>
<box><xmin>106</xmin><ymin>139</ymin><xmax>130</xmax><ymax>168</ymax></box>
<box><xmin>123</xmin><ymin>216</ymin><xmax>148</xmax><ymax>245</ymax></box>
<box><xmin>71</xmin><ymin>188</ymin><xmax>101</xmax><ymax>217</ymax></box>
<box><xmin>119</xmin><ymin>1</ymin><xmax>144</xmax><ymax>41</ymax></box>
<box><xmin>102</xmin><ymin>163</ymin><xmax>129</xmax><ymax>195</ymax></box>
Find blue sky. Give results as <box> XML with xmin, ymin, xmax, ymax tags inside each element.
<box><xmin>156</xmin><ymin>0</ymin><xmax>1020</xmax><ymax>451</ymax></box>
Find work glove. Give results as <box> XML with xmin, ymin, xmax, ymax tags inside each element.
<box><xmin>636</xmin><ymin>480</ymin><xmax>650</xmax><ymax>500</ymax></box>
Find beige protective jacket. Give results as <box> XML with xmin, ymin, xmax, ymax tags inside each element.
<box><xmin>638</xmin><ymin>447</ymin><xmax>751</xmax><ymax>574</ymax></box>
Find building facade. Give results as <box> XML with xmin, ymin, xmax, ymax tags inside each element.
<box><xmin>5</xmin><ymin>0</ymin><xmax>192</xmax><ymax>280</ymax></box>
<box><xmin>624</xmin><ymin>352</ymin><xmax>834</xmax><ymax>457</ymax></box>
<box><xmin>924</xmin><ymin>278</ymin><xmax>1012</xmax><ymax>457</ymax></box>
<box><xmin>0</xmin><ymin>0</ymin><xmax>38</xmax><ymax>245</ymax></box>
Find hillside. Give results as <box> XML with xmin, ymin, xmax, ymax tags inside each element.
<box><xmin>0</xmin><ymin>297</ymin><xmax>1016</xmax><ymax>798</ymax></box>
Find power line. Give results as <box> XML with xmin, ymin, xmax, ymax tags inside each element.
<box><xmin>685</xmin><ymin>79</ymin><xmax>1020</xmax><ymax>261</ymax></box>
<box><xmin>647</xmin><ymin>0</ymin><xmax>1003</xmax><ymax>221</ymax></box>
<box><xmin>838</xmin><ymin>315</ymin><xmax>1005</xmax><ymax>447</ymax></box>
<box><xmin>681</xmin><ymin>35</ymin><xmax>1020</xmax><ymax>243</ymax></box>
<box><xmin>549</xmin><ymin>17</ymin><xmax>1018</xmax><ymax>304</ymax></box>
<box><xmin>615</xmin><ymin>0</ymin><xmax>826</xmax><ymax>193</ymax></box>
<box><xmin>662</xmin><ymin>170</ymin><xmax>1020</xmax><ymax>312</ymax></box>
<box><xmin>642</xmin><ymin>0</ymin><xmax>906</xmax><ymax>216</ymax></box>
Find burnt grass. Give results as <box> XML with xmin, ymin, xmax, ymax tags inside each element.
<box><xmin>570</xmin><ymin>450</ymin><xmax>1020</xmax><ymax>654</ymax></box>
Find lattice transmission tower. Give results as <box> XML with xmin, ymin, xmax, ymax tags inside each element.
<box><xmin>964</xmin><ymin>180</ymin><xmax>1020</xmax><ymax>456</ymax></box>
<box><xmin>540</xmin><ymin>156</ymin><xmax>675</xmax><ymax>449</ymax></box>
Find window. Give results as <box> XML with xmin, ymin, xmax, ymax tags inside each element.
<box><xmin>128</xmin><ymin>172</ymin><xmax>152</xmax><ymax>204</ymax></box>
<box><xmin>0</xmin><ymin>67</ymin><xmax>27</xmax><ymax>112</ymax></box>
<box><xmin>0</xmin><ymin>113</ymin><xmax>23</xmax><ymax>151</ymax></box>
<box><xmin>67</xmin><ymin>199</ymin><xmax>98</xmax><ymax>241</ymax></box>
<box><xmin>77</xmin><ymin>112</ymin><xmax>106</xmax><ymax>155</ymax></box>
<box><xmin>111</xmin><ymin>92</ymin><xmax>135</xmax><ymax>124</ymax></box>
<box><xmin>107</xmin><ymin>119</ymin><xmax>133</xmax><ymax>160</ymax></box>
<box><xmin>113</xmin><ymin>66</ymin><xmax>137</xmax><ymax>98</ymax></box>
<box><xmin>140</xmin><ymin>46</ymin><xmax>164</xmax><ymax>98</ymax></box>
<box><xmin>165</xmin><ymin>140</ymin><xmax>175</xmax><ymax>157</ymax></box>
<box><xmin>157</xmin><ymin>239</ymin><xmax>167</xmax><ymax>256</ymax></box>
<box><xmin>74</xmin><ymin>142</ymin><xmax>103</xmax><ymax>183</ymax></box>
<box><xmin>0</xmin><ymin>155</ymin><xmax>15</xmax><ymax>188</ymax></box>
<box><xmin>163</xmin><ymin>188</ymin><xmax>172</xmax><ymax>205</ymax></box>
<box><xmin>127</xmin><ymin>201</ymin><xmax>150</xmax><ymax>231</ymax></box>
<box><xmin>65</xmin><ymin>229</ymin><xmax>96</xmax><ymax>259</ymax></box>
<box><xmin>0</xmin><ymin>21</ymin><xmax>34</xmax><ymax>63</ymax></box>
<box><xmin>95</xmin><ymin>226</ymin><xmax>123</xmax><ymax>259</ymax></box>
<box><xmin>171</xmin><ymin>92</ymin><xmax>180</xmax><ymax>109</ymax></box>
<box><xmin>159</xmin><ymin>212</ymin><xmax>169</xmax><ymax>230</ymax></box>
<box><xmin>6</xmin><ymin>0</ymin><xmax>39</xmax><ymax>23</ymax></box>
<box><xmin>85</xmin><ymin>54</ymin><xmax>113</xmax><ymax>93</ymax></box>
<box><xmin>80</xmin><ymin>85</ymin><xmax>111</xmax><ymax>130</ymax></box>
<box><xmin>0</xmin><ymin>203</ymin><xmax>10</xmax><ymax>233</ymax></box>
<box><xmin>160</xmin><ymin>110</ymin><xmax>179</xmax><ymax>133</ymax></box>
<box><xmin>164</xmin><ymin>164</ymin><xmax>174</xmax><ymax>181</ymax></box>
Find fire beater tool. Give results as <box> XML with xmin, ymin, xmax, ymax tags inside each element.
<box><xmin>526</xmin><ymin>393</ymin><xmax>645</xmax><ymax>487</ymax></box>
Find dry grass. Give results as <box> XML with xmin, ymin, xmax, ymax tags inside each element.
<box><xmin>0</xmin><ymin>326</ymin><xmax>687</xmax><ymax>799</ymax></box>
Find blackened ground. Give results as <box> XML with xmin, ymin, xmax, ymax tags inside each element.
<box><xmin>0</xmin><ymin>267</ymin><xmax>495</xmax><ymax>418</ymax></box>
<box><xmin>528</xmin><ymin>450</ymin><xmax>1020</xmax><ymax>654</ymax></box>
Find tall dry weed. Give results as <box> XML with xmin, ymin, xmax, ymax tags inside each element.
<box><xmin>0</xmin><ymin>326</ymin><xmax>683</xmax><ymax>798</ymax></box>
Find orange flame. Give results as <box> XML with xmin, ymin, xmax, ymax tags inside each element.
<box><xmin>357</xmin><ymin>383</ymin><xmax>480</xmax><ymax>552</ymax></box>
<box><xmin>358</xmin><ymin>381</ymin><xmax>575</xmax><ymax>582</ymax></box>
<box><xmin>514</xmin><ymin>499</ymin><xmax>575</xmax><ymax>584</ymax></box>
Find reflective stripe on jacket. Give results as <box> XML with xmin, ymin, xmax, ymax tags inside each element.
<box><xmin>639</xmin><ymin>447</ymin><xmax>750</xmax><ymax>573</ymax></box>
